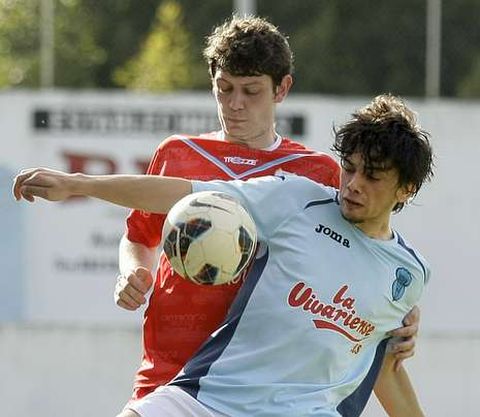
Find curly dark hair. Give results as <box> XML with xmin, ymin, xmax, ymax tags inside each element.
<box><xmin>332</xmin><ymin>94</ymin><xmax>434</xmax><ymax>212</ymax></box>
<box><xmin>203</xmin><ymin>15</ymin><xmax>293</xmax><ymax>87</ymax></box>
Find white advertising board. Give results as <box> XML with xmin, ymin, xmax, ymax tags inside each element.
<box><xmin>0</xmin><ymin>90</ymin><xmax>478</xmax><ymax>333</ymax></box>
<box><xmin>0</xmin><ymin>90</ymin><xmax>315</xmax><ymax>324</ymax></box>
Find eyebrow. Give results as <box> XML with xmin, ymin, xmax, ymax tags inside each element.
<box><xmin>216</xmin><ymin>78</ymin><xmax>263</xmax><ymax>87</ymax></box>
<box><xmin>342</xmin><ymin>158</ymin><xmax>389</xmax><ymax>172</ymax></box>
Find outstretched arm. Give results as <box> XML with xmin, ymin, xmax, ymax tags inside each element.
<box><xmin>12</xmin><ymin>168</ymin><xmax>192</xmax><ymax>213</ymax></box>
<box><xmin>374</xmin><ymin>352</ymin><xmax>425</xmax><ymax>417</ymax></box>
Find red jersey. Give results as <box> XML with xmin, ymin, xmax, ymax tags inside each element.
<box><xmin>125</xmin><ymin>132</ymin><xmax>340</xmax><ymax>400</ymax></box>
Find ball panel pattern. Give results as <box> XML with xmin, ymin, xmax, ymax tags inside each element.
<box><xmin>161</xmin><ymin>191</ymin><xmax>257</xmax><ymax>285</ymax></box>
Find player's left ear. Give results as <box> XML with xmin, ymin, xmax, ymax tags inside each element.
<box><xmin>274</xmin><ymin>75</ymin><xmax>293</xmax><ymax>103</ymax></box>
<box><xmin>396</xmin><ymin>183</ymin><xmax>416</xmax><ymax>204</ymax></box>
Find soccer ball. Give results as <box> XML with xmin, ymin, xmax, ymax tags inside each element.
<box><xmin>162</xmin><ymin>191</ymin><xmax>257</xmax><ymax>285</ymax></box>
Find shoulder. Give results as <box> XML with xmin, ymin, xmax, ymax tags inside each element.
<box><xmin>153</xmin><ymin>132</ymin><xmax>221</xmax><ymax>153</ymax></box>
<box><xmin>278</xmin><ymin>138</ymin><xmax>336</xmax><ymax>163</ymax></box>
<box><xmin>157</xmin><ymin>133</ymin><xmax>209</xmax><ymax>148</ymax></box>
<box><xmin>394</xmin><ymin>232</ymin><xmax>431</xmax><ymax>284</ymax></box>
<box><xmin>253</xmin><ymin>173</ymin><xmax>336</xmax><ymax>201</ymax></box>
<box><xmin>277</xmin><ymin>138</ymin><xmax>330</xmax><ymax>160</ymax></box>
<box><xmin>277</xmin><ymin>138</ymin><xmax>340</xmax><ymax>187</ymax></box>
<box><xmin>278</xmin><ymin>137</ymin><xmax>313</xmax><ymax>152</ymax></box>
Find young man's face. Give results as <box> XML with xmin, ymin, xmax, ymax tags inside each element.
<box><xmin>339</xmin><ymin>153</ymin><xmax>412</xmax><ymax>239</ymax></box>
<box><xmin>212</xmin><ymin>69</ymin><xmax>291</xmax><ymax>148</ymax></box>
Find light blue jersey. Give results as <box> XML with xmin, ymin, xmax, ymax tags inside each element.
<box><xmin>170</xmin><ymin>174</ymin><xmax>429</xmax><ymax>417</ymax></box>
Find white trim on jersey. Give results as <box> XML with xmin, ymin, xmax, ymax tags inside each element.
<box><xmin>215</xmin><ymin>130</ymin><xmax>283</xmax><ymax>151</ymax></box>
<box><xmin>180</xmin><ymin>137</ymin><xmax>312</xmax><ymax>180</ymax></box>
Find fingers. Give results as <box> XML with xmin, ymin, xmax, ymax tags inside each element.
<box><xmin>387</xmin><ymin>322</ymin><xmax>418</xmax><ymax>338</ymax></box>
<box><xmin>388</xmin><ymin>336</ymin><xmax>415</xmax><ymax>355</ymax></box>
<box><xmin>387</xmin><ymin>306</ymin><xmax>420</xmax><ymax>338</ymax></box>
<box><xmin>114</xmin><ymin>269</ymin><xmax>154</xmax><ymax>311</ymax></box>
<box><xmin>20</xmin><ymin>185</ymin><xmax>51</xmax><ymax>201</ymax></box>
<box><xmin>114</xmin><ymin>275</ymin><xmax>147</xmax><ymax>310</ymax></box>
<box><xmin>134</xmin><ymin>266</ymin><xmax>154</xmax><ymax>291</ymax></box>
<box><xmin>13</xmin><ymin>168</ymin><xmax>39</xmax><ymax>200</ymax></box>
<box><xmin>387</xmin><ymin>335</ymin><xmax>416</xmax><ymax>372</ymax></box>
<box><xmin>13</xmin><ymin>168</ymin><xmax>76</xmax><ymax>202</ymax></box>
<box><xmin>13</xmin><ymin>168</ymin><xmax>54</xmax><ymax>202</ymax></box>
<box><xmin>403</xmin><ymin>305</ymin><xmax>420</xmax><ymax>326</ymax></box>
<box><xmin>389</xmin><ymin>306</ymin><xmax>421</xmax><ymax>372</ymax></box>
<box><xmin>393</xmin><ymin>348</ymin><xmax>415</xmax><ymax>372</ymax></box>
<box><xmin>12</xmin><ymin>176</ymin><xmax>22</xmax><ymax>200</ymax></box>
<box><xmin>19</xmin><ymin>188</ymin><xmax>35</xmax><ymax>202</ymax></box>
<box><xmin>116</xmin><ymin>296</ymin><xmax>139</xmax><ymax>311</ymax></box>
<box><xmin>394</xmin><ymin>348</ymin><xmax>414</xmax><ymax>360</ymax></box>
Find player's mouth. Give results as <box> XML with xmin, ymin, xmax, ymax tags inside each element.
<box><xmin>342</xmin><ymin>196</ymin><xmax>363</xmax><ymax>209</ymax></box>
<box><xmin>227</xmin><ymin>117</ymin><xmax>247</xmax><ymax>124</ymax></box>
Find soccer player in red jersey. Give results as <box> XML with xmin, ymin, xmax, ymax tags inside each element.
<box><xmin>113</xmin><ymin>16</ymin><xmax>420</xmax><ymax>416</ymax></box>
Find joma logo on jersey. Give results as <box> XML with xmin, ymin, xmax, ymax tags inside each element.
<box><xmin>315</xmin><ymin>224</ymin><xmax>350</xmax><ymax>248</ymax></box>
<box><xmin>224</xmin><ymin>156</ymin><xmax>257</xmax><ymax>166</ymax></box>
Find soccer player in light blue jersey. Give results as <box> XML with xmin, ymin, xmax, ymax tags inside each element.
<box><xmin>14</xmin><ymin>94</ymin><xmax>434</xmax><ymax>417</ymax></box>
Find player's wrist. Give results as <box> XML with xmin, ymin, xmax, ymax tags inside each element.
<box><xmin>69</xmin><ymin>172</ymin><xmax>93</xmax><ymax>196</ymax></box>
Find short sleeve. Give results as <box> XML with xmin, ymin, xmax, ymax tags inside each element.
<box><xmin>192</xmin><ymin>174</ymin><xmax>334</xmax><ymax>241</ymax></box>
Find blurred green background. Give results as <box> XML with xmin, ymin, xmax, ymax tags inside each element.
<box><xmin>1</xmin><ymin>0</ymin><xmax>480</xmax><ymax>97</ymax></box>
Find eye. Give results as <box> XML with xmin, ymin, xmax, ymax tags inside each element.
<box><xmin>366</xmin><ymin>174</ymin><xmax>380</xmax><ymax>181</ymax></box>
<box><xmin>245</xmin><ymin>88</ymin><xmax>260</xmax><ymax>95</ymax></box>
<box><xmin>217</xmin><ymin>86</ymin><xmax>232</xmax><ymax>94</ymax></box>
<box><xmin>365</xmin><ymin>170</ymin><xmax>382</xmax><ymax>181</ymax></box>
<box><xmin>216</xmin><ymin>82</ymin><xmax>232</xmax><ymax>94</ymax></box>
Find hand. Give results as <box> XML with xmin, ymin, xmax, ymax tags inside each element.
<box><xmin>12</xmin><ymin>168</ymin><xmax>77</xmax><ymax>202</ymax></box>
<box><xmin>387</xmin><ymin>305</ymin><xmax>420</xmax><ymax>371</ymax></box>
<box><xmin>114</xmin><ymin>267</ymin><xmax>154</xmax><ymax>311</ymax></box>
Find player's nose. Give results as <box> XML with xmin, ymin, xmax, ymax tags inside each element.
<box><xmin>346</xmin><ymin>171</ymin><xmax>364</xmax><ymax>193</ymax></box>
<box><xmin>228</xmin><ymin>90</ymin><xmax>245</xmax><ymax>111</ymax></box>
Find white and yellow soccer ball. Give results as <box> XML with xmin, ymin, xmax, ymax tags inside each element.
<box><xmin>162</xmin><ymin>191</ymin><xmax>257</xmax><ymax>285</ymax></box>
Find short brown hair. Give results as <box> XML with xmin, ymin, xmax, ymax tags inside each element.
<box><xmin>203</xmin><ymin>16</ymin><xmax>293</xmax><ymax>86</ymax></box>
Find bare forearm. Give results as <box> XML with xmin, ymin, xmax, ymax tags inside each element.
<box><xmin>374</xmin><ymin>353</ymin><xmax>425</xmax><ymax>417</ymax></box>
<box><xmin>14</xmin><ymin>168</ymin><xmax>193</xmax><ymax>211</ymax></box>
<box><xmin>116</xmin><ymin>236</ymin><xmax>157</xmax><ymax>311</ymax></box>
<box><xmin>118</xmin><ymin>236</ymin><xmax>157</xmax><ymax>275</ymax></box>
<box><xmin>73</xmin><ymin>174</ymin><xmax>192</xmax><ymax>213</ymax></box>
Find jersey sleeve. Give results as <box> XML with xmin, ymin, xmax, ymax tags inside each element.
<box><xmin>398</xmin><ymin>239</ymin><xmax>431</xmax><ymax>308</ymax></box>
<box><xmin>192</xmin><ymin>174</ymin><xmax>334</xmax><ymax>241</ymax></box>
<box><xmin>125</xmin><ymin>144</ymin><xmax>168</xmax><ymax>248</ymax></box>
<box><xmin>398</xmin><ymin>268</ymin><xmax>427</xmax><ymax>314</ymax></box>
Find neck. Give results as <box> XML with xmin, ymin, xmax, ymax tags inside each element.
<box><xmin>223</xmin><ymin>128</ymin><xmax>278</xmax><ymax>150</ymax></box>
<box><xmin>354</xmin><ymin>220</ymin><xmax>393</xmax><ymax>240</ymax></box>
